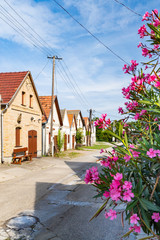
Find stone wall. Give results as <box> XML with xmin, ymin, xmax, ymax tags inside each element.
<box><xmin>3</xmin><ymin>76</ymin><xmax>42</xmax><ymax>162</ymax></box>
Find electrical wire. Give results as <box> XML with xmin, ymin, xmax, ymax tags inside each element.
<box><xmin>112</xmin><ymin>0</ymin><xmax>142</xmax><ymax>17</ymax></box>
<box><xmin>51</xmin><ymin>0</ymin><xmax>129</xmax><ymax>64</ymax></box>
<box><xmin>34</xmin><ymin>59</ymin><xmax>50</xmax><ymax>80</ymax></box>
<box><xmin>61</xmin><ymin>60</ymin><xmax>91</xmax><ymax>107</ymax></box>
<box><xmin>56</xmin><ymin>63</ymin><xmax>88</xmax><ymax>108</ymax></box>
<box><xmin>0</xmin><ymin>15</ymin><xmax>47</xmax><ymax>56</ymax></box>
<box><xmin>59</xmin><ymin>61</ymin><xmax>90</xmax><ymax>108</ymax></box>
<box><xmin>2</xmin><ymin>0</ymin><xmax>91</xmax><ymax>109</ymax></box>
<box><xmin>3</xmin><ymin>0</ymin><xmax>57</xmax><ymax>56</ymax></box>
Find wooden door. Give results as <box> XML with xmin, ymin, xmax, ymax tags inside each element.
<box><xmin>28</xmin><ymin>130</ymin><xmax>37</xmax><ymax>157</ymax></box>
<box><xmin>54</xmin><ymin>135</ymin><xmax>58</xmax><ymax>154</ymax></box>
<box><xmin>64</xmin><ymin>134</ymin><xmax>67</xmax><ymax>151</ymax></box>
<box><xmin>72</xmin><ymin>135</ymin><xmax>75</xmax><ymax>149</ymax></box>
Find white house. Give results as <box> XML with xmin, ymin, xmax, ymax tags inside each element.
<box><xmin>60</xmin><ymin>109</ymin><xmax>71</xmax><ymax>150</ymax></box>
<box><xmin>67</xmin><ymin>110</ymin><xmax>86</xmax><ymax>145</ymax></box>
<box><xmin>39</xmin><ymin>95</ymin><xmax>63</xmax><ymax>155</ymax></box>
<box><xmin>67</xmin><ymin>112</ymin><xmax>77</xmax><ymax>149</ymax></box>
<box><xmin>83</xmin><ymin>117</ymin><xmax>96</xmax><ymax>145</ymax></box>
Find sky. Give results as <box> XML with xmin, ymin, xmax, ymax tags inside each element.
<box><xmin>0</xmin><ymin>0</ymin><xmax>160</xmax><ymax>120</ymax></box>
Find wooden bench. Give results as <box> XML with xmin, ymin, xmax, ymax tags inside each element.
<box><xmin>12</xmin><ymin>147</ymin><xmax>32</xmax><ymax>164</ymax></box>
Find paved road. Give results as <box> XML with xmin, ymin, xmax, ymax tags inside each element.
<box><xmin>0</xmin><ymin>149</ymin><xmax>135</xmax><ymax>240</ymax></box>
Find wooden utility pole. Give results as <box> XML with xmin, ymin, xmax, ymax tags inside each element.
<box><xmin>48</xmin><ymin>56</ymin><xmax>62</xmax><ymax>156</ymax></box>
<box><xmin>89</xmin><ymin>109</ymin><xmax>92</xmax><ymax>146</ymax></box>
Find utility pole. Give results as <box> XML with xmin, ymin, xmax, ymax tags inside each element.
<box><xmin>47</xmin><ymin>56</ymin><xmax>62</xmax><ymax>156</ymax></box>
<box><xmin>89</xmin><ymin>109</ymin><xmax>92</xmax><ymax>146</ymax></box>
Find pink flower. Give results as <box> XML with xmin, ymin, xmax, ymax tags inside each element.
<box><xmin>138</xmin><ymin>25</ymin><xmax>147</xmax><ymax>38</ymax></box>
<box><xmin>123</xmin><ymin>190</ymin><xmax>134</xmax><ymax>202</ymax></box>
<box><xmin>84</xmin><ymin>167</ymin><xmax>99</xmax><ymax>184</ymax></box>
<box><xmin>113</xmin><ymin>156</ymin><xmax>118</xmax><ymax>161</ymax></box>
<box><xmin>114</xmin><ymin>173</ymin><xmax>123</xmax><ymax>181</ymax></box>
<box><xmin>103</xmin><ymin>191</ymin><xmax>110</xmax><ymax>198</ymax></box>
<box><xmin>123</xmin><ymin>181</ymin><xmax>132</xmax><ymax>190</ymax></box>
<box><xmin>159</xmin><ymin>125</ymin><xmax>160</xmax><ymax>130</ymax></box>
<box><xmin>137</xmin><ymin>42</ymin><xmax>142</xmax><ymax>48</ymax></box>
<box><xmin>155</xmin><ymin>149</ymin><xmax>160</xmax><ymax>157</ymax></box>
<box><xmin>147</xmin><ymin>148</ymin><xmax>157</xmax><ymax>158</ymax></box>
<box><xmin>130</xmin><ymin>214</ymin><xmax>140</xmax><ymax>224</ymax></box>
<box><xmin>118</xmin><ymin>107</ymin><xmax>124</xmax><ymax>114</ymax></box>
<box><xmin>155</xmin><ymin>81</ymin><xmax>160</xmax><ymax>88</ymax></box>
<box><xmin>129</xmin><ymin>144</ymin><xmax>134</xmax><ymax>149</ymax></box>
<box><xmin>132</xmin><ymin>150</ymin><xmax>140</xmax><ymax>158</ymax></box>
<box><xmin>152</xmin><ymin>212</ymin><xmax>160</xmax><ymax>222</ymax></box>
<box><xmin>154</xmin><ymin>44</ymin><xmax>159</xmax><ymax>50</ymax></box>
<box><xmin>133</xmin><ymin>113</ymin><xmax>140</xmax><ymax>120</ymax></box>
<box><xmin>108</xmin><ymin>209</ymin><xmax>117</xmax><ymax>220</ymax></box>
<box><xmin>110</xmin><ymin>188</ymin><xmax>121</xmax><ymax>201</ymax></box>
<box><xmin>129</xmin><ymin>225</ymin><xmax>141</xmax><ymax>233</ymax></box>
<box><xmin>142</xmin><ymin>11</ymin><xmax>150</xmax><ymax>21</ymax></box>
<box><xmin>100</xmin><ymin>149</ymin><xmax>104</xmax><ymax>154</ymax></box>
<box><xmin>124</xmin><ymin>154</ymin><xmax>131</xmax><ymax>162</ymax></box>
<box><xmin>140</xmin><ymin>110</ymin><xmax>147</xmax><ymax>116</ymax></box>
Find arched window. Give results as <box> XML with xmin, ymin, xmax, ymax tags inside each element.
<box><xmin>15</xmin><ymin>127</ymin><xmax>21</xmax><ymax>147</ymax></box>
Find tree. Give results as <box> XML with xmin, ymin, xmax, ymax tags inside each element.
<box><xmin>85</xmin><ymin>10</ymin><xmax>160</xmax><ymax>239</ymax></box>
<box><xmin>76</xmin><ymin>128</ymin><xmax>84</xmax><ymax>144</ymax></box>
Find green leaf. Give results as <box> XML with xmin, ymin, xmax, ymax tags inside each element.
<box><xmin>121</xmin><ymin>229</ymin><xmax>134</xmax><ymax>239</ymax></box>
<box><xmin>140</xmin><ymin>198</ymin><xmax>160</xmax><ymax>212</ymax></box>
<box><xmin>147</xmin><ymin>23</ymin><xmax>160</xmax><ymax>36</ymax></box>
<box><xmin>119</xmin><ymin>122</ymin><xmax>123</xmax><ymax>138</ymax></box>
<box><xmin>124</xmin><ymin>131</ymin><xmax>128</xmax><ymax>149</ymax></box>
<box><xmin>105</xmin><ymin>130</ymin><xmax>122</xmax><ymax>142</ymax></box>
<box><xmin>126</xmin><ymin>199</ymin><xmax>138</xmax><ymax>211</ymax></box>
<box><xmin>141</xmin><ymin>208</ymin><xmax>151</xmax><ymax>229</ymax></box>
<box><xmin>89</xmin><ymin>199</ymin><xmax>109</xmax><ymax>221</ymax></box>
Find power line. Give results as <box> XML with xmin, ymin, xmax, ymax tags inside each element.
<box><xmin>3</xmin><ymin>0</ymin><xmax>57</xmax><ymax>56</ymax></box>
<box><xmin>0</xmin><ymin>15</ymin><xmax>47</xmax><ymax>56</ymax></box>
<box><xmin>61</xmin><ymin>60</ymin><xmax>91</xmax><ymax>107</ymax></box>
<box><xmin>56</xmin><ymin>64</ymin><xmax>88</xmax><ymax>109</ymax></box>
<box><xmin>59</xmin><ymin>61</ymin><xmax>90</xmax><ymax>108</ymax></box>
<box><xmin>1</xmin><ymin>0</ymin><xmax>94</xmax><ymax>109</ymax></box>
<box><xmin>2</xmin><ymin>0</ymin><xmax>91</xmax><ymax>108</ymax></box>
<box><xmin>51</xmin><ymin>0</ymin><xmax>129</xmax><ymax>64</ymax></box>
<box><xmin>34</xmin><ymin>59</ymin><xmax>50</xmax><ymax>80</ymax></box>
<box><xmin>112</xmin><ymin>0</ymin><xmax>142</xmax><ymax>17</ymax></box>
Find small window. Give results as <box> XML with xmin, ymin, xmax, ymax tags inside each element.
<box><xmin>68</xmin><ymin>135</ymin><xmax>70</xmax><ymax>143</ymax></box>
<box><xmin>29</xmin><ymin>95</ymin><xmax>33</xmax><ymax>108</ymax></box>
<box><xmin>15</xmin><ymin>127</ymin><xmax>21</xmax><ymax>146</ymax></box>
<box><xmin>22</xmin><ymin>91</ymin><xmax>26</xmax><ymax>106</ymax></box>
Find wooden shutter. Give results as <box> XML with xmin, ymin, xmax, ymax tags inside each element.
<box><xmin>15</xmin><ymin>127</ymin><xmax>20</xmax><ymax>146</ymax></box>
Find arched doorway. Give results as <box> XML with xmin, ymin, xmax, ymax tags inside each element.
<box><xmin>28</xmin><ymin>130</ymin><xmax>37</xmax><ymax>157</ymax></box>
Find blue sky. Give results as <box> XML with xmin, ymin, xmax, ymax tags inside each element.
<box><xmin>0</xmin><ymin>0</ymin><xmax>160</xmax><ymax>120</ymax></box>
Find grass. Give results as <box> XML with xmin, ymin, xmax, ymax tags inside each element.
<box><xmin>55</xmin><ymin>151</ymin><xmax>81</xmax><ymax>159</ymax></box>
<box><xmin>76</xmin><ymin>144</ymin><xmax>111</xmax><ymax>150</ymax></box>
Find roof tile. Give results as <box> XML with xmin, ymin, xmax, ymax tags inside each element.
<box><xmin>0</xmin><ymin>71</ymin><xmax>28</xmax><ymax>103</ymax></box>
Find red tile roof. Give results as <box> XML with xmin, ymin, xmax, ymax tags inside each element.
<box><xmin>67</xmin><ymin>113</ymin><xmax>74</xmax><ymax>128</ymax></box>
<box><xmin>0</xmin><ymin>71</ymin><xmax>28</xmax><ymax>103</ymax></box>
<box><xmin>39</xmin><ymin>96</ymin><xmax>56</xmax><ymax>123</ymax></box>
<box><xmin>83</xmin><ymin>117</ymin><xmax>89</xmax><ymax>127</ymax></box>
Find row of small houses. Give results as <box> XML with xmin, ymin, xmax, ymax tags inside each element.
<box><xmin>0</xmin><ymin>71</ymin><xmax>96</xmax><ymax>163</ymax></box>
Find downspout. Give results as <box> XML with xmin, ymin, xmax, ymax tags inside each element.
<box><xmin>1</xmin><ymin>102</ymin><xmax>9</xmax><ymax>164</ymax></box>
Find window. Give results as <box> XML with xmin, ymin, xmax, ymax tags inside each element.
<box><xmin>22</xmin><ymin>91</ymin><xmax>26</xmax><ymax>105</ymax></box>
<box><xmin>68</xmin><ymin>135</ymin><xmax>70</xmax><ymax>143</ymax></box>
<box><xmin>15</xmin><ymin>127</ymin><xmax>21</xmax><ymax>146</ymax></box>
<box><xmin>29</xmin><ymin>95</ymin><xmax>33</xmax><ymax>108</ymax></box>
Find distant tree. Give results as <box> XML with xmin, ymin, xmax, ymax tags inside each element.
<box><xmin>76</xmin><ymin>128</ymin><xmax>84</xmax><ymax>144</ymax></box>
